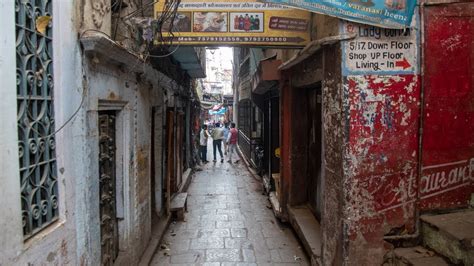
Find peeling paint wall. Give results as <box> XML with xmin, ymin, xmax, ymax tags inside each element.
<box><xmin>280</xmin><ymin>3</ymin><xmax>472</xmax><ymax>266</ymax></box>
<box><xmin>85</xmin><ymin>59</ymin><xmax>174</xmax><ymax>264</ymax></box>
<box><xmin>343</xmin><ymin>75</ymin><xmax>420</xmax><ymax>265</ymax></box>
<box><xmin>340</xmin><ymin>11</ymin><xmax>422</xmax><ymax>265</ymax></box>
<box><xmin>341</xmin><ymin>3</ymin><xmax>473</xmax><ymax>264</ymax></box>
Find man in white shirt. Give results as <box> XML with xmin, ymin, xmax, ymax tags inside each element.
<box><xmin>210</xmin><ymin>122</ymin><xmax>225</xmax><ymax>163</ymax></box>
<box><xmin>199</xmin><ymin>125</ymin><xmax>210</xmax><ymax>163</ymax></box>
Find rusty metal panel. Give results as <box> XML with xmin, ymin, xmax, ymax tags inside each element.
<box><xmin>420</xmin><ymin>3</ymin><xmax>474</xmax><ymax>210</ymax></box>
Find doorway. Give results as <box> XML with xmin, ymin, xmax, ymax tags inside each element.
<box><xmin>98</xmin><ymin>111</ymin><xmax>119</xmax><ymax>265</ymax></box>
<box><xmin>151</xmin><ymin>106</ymin><xmax>165</xmax><ymax>222</ymax></box>
<box><xmin>306</xmin><ymin>86</ymin><xmax>323</xmax><ymax>219</ymax></box>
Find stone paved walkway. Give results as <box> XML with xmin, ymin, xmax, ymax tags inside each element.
<box><xmin>150</xmin><ymin>145</ymin><xmax>309</xmax><ymax>265</ymax></box>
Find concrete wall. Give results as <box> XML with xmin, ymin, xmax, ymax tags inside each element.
<box><xmin>0</xmin><ymin>0</ymin><xmax>188</xmax><ymax>265</ymax></box>
<box><xmin>0</xmin><ymin>1</ymin><xmax>83</xmax><ymax>264</ymax></box>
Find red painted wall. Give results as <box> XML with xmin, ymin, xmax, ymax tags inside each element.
<box><xmin>420</xmin><ymin>3</ymin><xmax>474</xmax><ymax>210</ymax></box>
<box><xmin>344</xmin><ymin>3</ymin><xmax>473</xmax><ymax>263</ymax></box>
<box><xmin>345</xmin><ymin>75</ymin><xmax>421</xmax><ymax>251</ymax></box>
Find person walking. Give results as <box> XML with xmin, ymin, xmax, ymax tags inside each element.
<box><xmin>211</xmin><ymin>122</ymin><xmax>224</xmax><ymax>163</ymax></box>
<box><xmin>199</xmin><ymin>124</ymin><xmax>210</xmax><ymax>163</ymax></box>
<box><xmin>223</xmin><ymin>123</ymin><xmax>230</xmax><ymax>155</ymax></box>
<box><xmin>227</xmin><ymin>122</ymin><xmax>239</xmax><ymax>163</ymax></box>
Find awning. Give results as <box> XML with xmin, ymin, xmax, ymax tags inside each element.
<box><xmin>209</xmin><ymin>108</ymin><xmax>227</xmax><ymax>115</ymax></box>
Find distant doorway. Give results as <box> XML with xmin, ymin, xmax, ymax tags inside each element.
<box><xmin>306</xmin><ymin>86</ymin><xmax>323</xmax><ymax>219</ymax></box>
<box><xmin>151</xmin><ymin>106</ymin><xmax>165</xmax><ymax>222</ymax></box>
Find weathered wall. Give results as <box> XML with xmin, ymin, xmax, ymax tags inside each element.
<box><xmin>340</xmin><ymin>4</ymin><xmax>474</xmax><ymax>264</ymax></box>
<box><xmin>280</xmin><ymin>4</ymin><xmax>472</xmax><ymax>266</ymax></box>
<box><xmin>321</xmin><ymin>43</ymin><xmax>346</xmax><ymax>266</ymax></box>
<box><xmin>419</xmin><ymin>2</ymin><xmax>474</xmax><ymax>211</ymax></box>
<box><xmin>279</xmin><ymin>13</ymin><xmax>345</xmax><ymax>264</ymax></box>
<box><xmin>85</xmin><ymin>61</ymin><xmax>153</xmax><ymax>263</ymax></box>
<box><xmin>0</xmin><ymin>1</ymin><xmax>83</xmax><ymax>265</ymax></box>
<box><xmin>340</xmin><ymin>10</ymin><xmax>422</xmax><ymax>265</ymax></box>
<box><xmin>343</xmin><ymin>75</ymin><xmax>420</xmax><ymax>265</ymax></box>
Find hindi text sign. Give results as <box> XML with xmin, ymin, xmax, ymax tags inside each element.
<box><xmin>154</xmin><ymin>0</ymin><xmax>311</xmax><ymax>47</ymax></box>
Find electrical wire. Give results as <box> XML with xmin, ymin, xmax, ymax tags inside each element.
<box><xmin>22</xmin><ymin>52</ymin><xmax>87</xmax><ymax>178</ymax></box>
<box><xmin>122</xmin><ymin>0</ymin><xmax>161</xmax><ymax>19</ymax></box>
<box><xmin>146</xmin><ymin>43</ymin><xmax>181</xmax><ymax>58</ymax></box>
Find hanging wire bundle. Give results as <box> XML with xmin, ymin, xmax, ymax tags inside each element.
<box><xmin>153</xmin><ymin>0</ymin><xmax>182</xmax><ymax>52</ymax></box>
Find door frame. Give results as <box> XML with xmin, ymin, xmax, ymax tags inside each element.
<box><xmin>98</xmin><ymin>100</ymin><xmax>132</xmax><ymax>262</ymax></box>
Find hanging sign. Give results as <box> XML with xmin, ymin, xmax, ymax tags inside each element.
<box><xmin>209</xmin><ymin>107</ymin><xmax>227</xmax><ymax>115</ymax></box>
<box><xmin>154</xmin><ymin>0</ymin><xmax>311</xmax><ymax>47</ymax></box>
<box><xmin>259</xmin><ymin>0</ymin><xmax>416</xmax><ymax>29</ymax></box>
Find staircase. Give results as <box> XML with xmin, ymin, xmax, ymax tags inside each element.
<box><xmin>387</xmin><ymin>209</ymin><xmax>474</xmax><ymax>265</ymax></box>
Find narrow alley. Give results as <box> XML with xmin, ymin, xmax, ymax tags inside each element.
<box><xmin>1</xmin><ymin>0</ymin><xmax>473</xmax><ymax>265</ymax></box>
<box><xmin>151</xmin><ymin>143</ymin><xmax>309</xmax><ymax>265</ymax></box>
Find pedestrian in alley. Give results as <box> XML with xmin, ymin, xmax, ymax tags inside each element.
<box><xmin>211</xmin><ymin>122</ymin><xmax>224</xmax><ymax>163</ymax></box>
<box><xmin>223</xmin><ymin>122</ymin><xmax>230</xmax><ymax>155</ymax></box>
<box><xmin>199</xmin><ymin>124</ymin><xmax>210</xmax><ymax>164</ymax></box>
<box><xmin>227</xmin><ymin>122</ymin><xmax>239</xmax><ymax>163</ymax></box>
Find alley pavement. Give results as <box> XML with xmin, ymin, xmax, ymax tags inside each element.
<box><xmin>150</xmin><ymin>144</ymin><xmax>309</xmax><ymax>265</ymax></box>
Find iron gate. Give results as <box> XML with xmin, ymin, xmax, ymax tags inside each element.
<box><xmin>98</xmin><ymin>112</ymin><xmax>118</xmax><ymax>265</ymax></box>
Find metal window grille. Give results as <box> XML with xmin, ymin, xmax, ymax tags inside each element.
<box><xmin>16</xmin><ymin>0</ymin><xmax>59</xmax><ymax>239</ymax></box>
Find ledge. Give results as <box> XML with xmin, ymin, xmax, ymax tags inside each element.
<box><xmin>280</xmin><ymin>33</ymin><xmax>356</xmax><ymax>71</ymax></box>
<box><xmin>269</xmin><ymin>192</ymin><xmax>284</xmax><ymax>220</ymax></box>
<box><xmin>80</xmin><ymin>32</ymin><xmax>144</xmax><ymax>73</ymax></box>
<box><xmin>80</xmin><ymin>32</ymin><xmax>187</xmax><ymax>94</ymax></box>
<box><xmin>288</xmin><ymin>206</ymin><xmax>322</xmax><ymax>265</ymax></box>
<box><xmin>251</xmin><ymin>59</ymin><xmax>281</xmax><ymax>95</ymax></box>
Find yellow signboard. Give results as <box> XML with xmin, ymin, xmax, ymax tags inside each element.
<box><xmin>154</xmin><ymin>0</ymin><xmax>311</xmax><ymax>47</ymax></box>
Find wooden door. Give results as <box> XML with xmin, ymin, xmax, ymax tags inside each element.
<box><xmin>98</xmin><ymin>111</ymin><xmax>119</xmax><ymax>265</ymax></box>
<box><xmin>151</xmin><ymin>107</ymin><xmax>164</xmax><ymax>219</ymax></box>
<box><xmin>166</xmin><ymin>110</ymin><xmax>175</xmax><ymax>213</ymax></box>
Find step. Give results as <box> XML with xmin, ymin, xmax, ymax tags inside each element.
<box><xmin>269</xmin><ymin>192</ymin><xmax>283</xmax><ymax>220</ymax></box>
<box><xmin>170</xmin><ymin>192</ymin><xmax>188</xmax><ymax>221</ymax></box>
<box><xmin>421</xmin><ymin>209</ymin><xmax>474</xmax><ymax>265</ymax></box>
<box><xmin>387</xmin><ymin>246</ymin><xmax>449</xmax><ymax>266</ymax></box>
<box><xmin>288</xmin><ymin>206</ymin><xmax>322</xmax><ymax>265</ymax></box>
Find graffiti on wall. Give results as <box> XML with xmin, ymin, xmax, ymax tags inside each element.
<box><xmin>371</xmin><ymin>158</ymin><xmax>474</xmax><ymax>213</ymax></box>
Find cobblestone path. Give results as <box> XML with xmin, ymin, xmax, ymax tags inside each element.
<box><xmin>150</xmin><ymin>146</ymin><xmax>309</xmax><ymax>265</ymax></box>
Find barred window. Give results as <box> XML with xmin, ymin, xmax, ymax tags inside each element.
<box><xmin>16</xmin><ymin>0</ymin><xmax>59</xmax><ymax>239</ymax></box>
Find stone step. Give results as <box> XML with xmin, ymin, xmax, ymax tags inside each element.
<box><xmin>421</xmin><ymin>209</ymin><xmax>474</xmax><ymax>265</ymax></box>
<box><xmin>288</xmin><ymin>206</ymin><xmax>322</xmax><ymax>266</ymax></box>
<box><xmin>170</xmin><ymin>192</ymin><xmax>188</xmax><ymax>221</ymax></box>
<box><xmin>386</xmin><ymin>246</ymin><xmax>449</xmax><ymax>266</ymax></box>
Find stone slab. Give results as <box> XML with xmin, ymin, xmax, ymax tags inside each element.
<box><xmin>171</xmin><ymin>193</ymin><xmax>188</xmax><ymax>211</ymax></box>
<box><xmin>420</xmin><ymin>210</ymin><xmax>474</xmax><ymax>241</ymax></box>
<box><xmin>391</xmin><ymin>246</ymin><xmax>449</xmax><ymax>266</ymax></box>
<box><xmin>288</xmin><ymin>206</ymin><xmax>322</xmax><ymax>259</ymax></box>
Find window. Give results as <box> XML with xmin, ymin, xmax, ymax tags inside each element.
<box><xmin>16</xmin><ymin>0</ymin><xmax>59</xmax><ymax>239</ymax></box>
